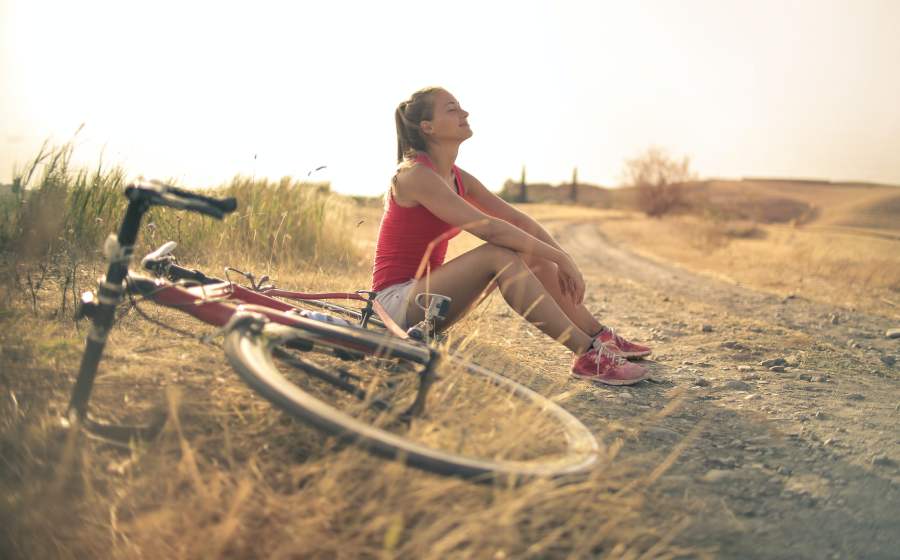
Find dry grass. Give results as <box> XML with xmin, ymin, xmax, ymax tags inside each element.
<box><xmin>20</xmin><ymin>153</ymin><xmax>900</xmax><ymax>556</ymax></box>
<box><xmin>433</xmin><ymin>200</ymin><xmax>899</xmax><ymax>318</ymax></box>
<box><xmin>590</xmin><ymin>211</ymin><xmax>900</xmax><ymax>317</ymax></box>
<box><xmin>0</xmin><ymin>258</ymin><xmax>701</xmax><ymax>559</ymax></box>
<box><xmin>1</xmin><ymin>142</ymin><xmax>363</xmax><ymax>285</ymax></box>
<box><xmin>4</xmin><ymin>164</ymin><xmax>896</xmax><ymax>556</ymax></box>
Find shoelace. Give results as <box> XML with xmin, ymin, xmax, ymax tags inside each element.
<box><xmin>602</xmin><ymin>326</ymin><xmax>628</xmax><ymax>348</ymax></box>
<box><xmin>590</xmin><ymin>343</ymin><xmax>626</xmax><ymax>367</ymax></box>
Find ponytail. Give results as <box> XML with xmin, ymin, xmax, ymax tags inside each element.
<box><xmin>394</xmin><ymin>87</ymin><xmax>442</xmax><ymax>164</ymax></box>
<box><xmin>394</xmin><ymin>105</ymin><xmax>411</xmax><ymax>163</ymax></box>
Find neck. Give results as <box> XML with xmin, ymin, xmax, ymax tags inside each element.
<box><xmin>423</xmin><ymin>142</ymin><xmax>459</xmax><ymax>181</ymax></box>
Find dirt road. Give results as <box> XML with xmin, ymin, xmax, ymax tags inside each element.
<box><xmin>535</xmin><ymin>218</ymin><xmax>900</xmax><ymax>558</ymax></box>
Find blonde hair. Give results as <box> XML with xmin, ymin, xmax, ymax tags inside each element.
<box><xmin>394</xmin><ymin>86</ymin><xmax>443</xmax><ymax>164</ymax></box>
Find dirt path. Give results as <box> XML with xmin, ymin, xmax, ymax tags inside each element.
<box><xmin>544</xmin><ymin>218</ymin><xmax>900</xmax><ymax>558</ymax></box>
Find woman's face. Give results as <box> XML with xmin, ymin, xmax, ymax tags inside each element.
<box><xmin>422</xmin><ymin>90</ymin><xmax>472</xmax><ymax>144</ymax></box>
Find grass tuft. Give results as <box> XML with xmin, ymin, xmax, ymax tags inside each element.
<box><xmin>1</xmin><ymin>142</ymin><xmax>360</xmax><ymax>273</ymax></box>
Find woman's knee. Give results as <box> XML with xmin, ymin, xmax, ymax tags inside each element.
<box><xmin>518</xmin><ymin>252</ymin><xmax>556</xmax><ymax>276</ymax></box>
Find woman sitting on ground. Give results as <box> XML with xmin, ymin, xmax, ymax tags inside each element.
<box><xmin>371</xmin><ymin>86</ymin><xmax>652</xmax><ymax>385</ymax></box>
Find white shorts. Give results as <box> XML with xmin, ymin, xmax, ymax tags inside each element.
<box><xmin>374</xmin><ymin>279</ymin><xmax>417</xmax><ymax>330</ymax></box>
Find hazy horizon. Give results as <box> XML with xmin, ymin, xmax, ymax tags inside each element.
<box><xmin>2</xmin><ymin>0</ymin><xmax>899</xmax><ymax>195</ymax></box>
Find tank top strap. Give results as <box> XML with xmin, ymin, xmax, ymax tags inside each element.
<box><xmin>413</xmin><ymin>151</ymin><xmax>437</xmax><ymax>171</ymax></box>
<box><xmin>452</xmin><ymin>166</ymin><xmax>465</xmax><ymax>196</ymax></box>
<box><xmin>412</xmin><ymin>152</ymin><xmax>465</xmax><ymax>196</ymax></box>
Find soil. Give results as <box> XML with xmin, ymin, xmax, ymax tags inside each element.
<box><xmin>522</xmin><ymin>217</ymin><xmax>900</xmax><ymax>558</ymax></box>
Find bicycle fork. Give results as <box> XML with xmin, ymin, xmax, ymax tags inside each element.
<box><xmin>66</xmin><ymin>200</ymin><xmax>145</xmax><ymax>422</ymax></box>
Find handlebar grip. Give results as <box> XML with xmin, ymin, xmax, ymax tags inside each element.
<box><xmin>166</xmin><ymin>185</ymin><xmax>237</xmax><ymax>214</ymax></box>
<box><xmin>125</xmin><ymin>181</ymin><xmax>238</xmax><ymax>218</ymax></box>
<box><xmin>175</xmin><ymin>197</ymin><xmax>229</xmax><ymax>220</ymax></box>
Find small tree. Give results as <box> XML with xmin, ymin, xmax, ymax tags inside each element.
<box><xmin>518</xmin><ymin>165</ymin><xmax>528</xmax><ymax>203</ymax></box>
<box><xmin>621</xmin><ymin>147</ymin><xmax>696</xmax><ymax>217</ymax></box>
<box><xmin>569</xmin><ymin>167</ymin><xmax>578</xmax><ymax>203</ymax></box>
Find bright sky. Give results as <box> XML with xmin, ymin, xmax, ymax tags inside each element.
<box><xmin>2</xmin><ymin>0</ymin><xmax>899</xmax><ymax>195</ymax></box>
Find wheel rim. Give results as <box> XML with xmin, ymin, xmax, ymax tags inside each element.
<box><xmin>224</xmin><ymin>320</ymin><xmax>600</xmax><ymax>481</ymax></box>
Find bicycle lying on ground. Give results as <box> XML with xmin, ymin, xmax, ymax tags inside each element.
<box><xmin>64</xmin><ymin>180</ymin><xmax>600</xmax><ymax>481</ymax></box>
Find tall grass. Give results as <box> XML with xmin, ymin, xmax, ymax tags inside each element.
<box><xmin>1</xmin><ymin>142</ymin><xmax>360</xmax><ymax>273</ymax></box>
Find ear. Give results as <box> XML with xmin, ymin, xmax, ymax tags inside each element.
<box><xmin>420</xmin><ymin>120</ymin><xmax>433</xmax><ymax>135</ymax></box>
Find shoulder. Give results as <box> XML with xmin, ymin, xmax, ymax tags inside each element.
<box><xmin>455</xmin><ymin>167</ymin><xmax>489</xmax><ymax>200</ymax></box>
<box><xmin>393</xmin><ymin>164</ymin><xmax>448</xmax><ymax>206</ymax></box>
<box><xmin>456</xmin><ymin>167</ymin><xmax>480</xmax><ymax>187</ymax></box>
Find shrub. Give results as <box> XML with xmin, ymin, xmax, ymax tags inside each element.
<box><xmin>621</xmin><ymin>147</ymin><xmax>697</xmax><ymax>218</ymax></box>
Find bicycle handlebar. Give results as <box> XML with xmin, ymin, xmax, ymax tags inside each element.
<box><xmin>141</xmin><ymin>241</ymin><xmax>221</xmax><ymax>285</ymax></box>
<box><xmin>125</xmin><ymin>180</ymin><xmax>237</xmax><ymax>220</ymax></box>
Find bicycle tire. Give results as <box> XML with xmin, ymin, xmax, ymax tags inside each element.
<box><xmin>223</xmin><ymin>312</ymin><xmax>600</xmax><ymax>481</ymax></box>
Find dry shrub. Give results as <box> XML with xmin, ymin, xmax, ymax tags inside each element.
<box><xmin>621</xmin><ymin>147</ymin><xmax>697</xmax><ymax>218</ymax></box>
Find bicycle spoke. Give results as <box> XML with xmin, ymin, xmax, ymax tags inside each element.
<box><xmin>272</xmin><ymin>347</ymin><xmax>393</xmax><ymax>412</ymax></box>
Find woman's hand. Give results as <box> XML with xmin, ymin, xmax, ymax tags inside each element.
<box><xmin>556</xmin><ymin>255</ymin><xmax>585</xmax><ymax>306</ymax></box>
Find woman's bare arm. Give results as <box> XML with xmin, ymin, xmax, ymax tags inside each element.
<box><xmin>458</xmin><ymin>168</ymin><xmax>568</xmax><ymax>255</ymax></box>
<box><xmin>395</xmin><ymin>166</ymin><xmax>585</xmax><ymax>303</ymax></box>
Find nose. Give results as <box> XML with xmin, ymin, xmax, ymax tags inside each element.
<box><xmin>461</xmin><ymin>108</ymin><xmax>469</xmax><ymax>118</ymax></box>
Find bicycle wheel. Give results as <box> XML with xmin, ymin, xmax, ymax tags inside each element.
<box><xmin>223</xmin><ymin>312</ymin><xmax>600</xmax><ymax>481</ymax></box>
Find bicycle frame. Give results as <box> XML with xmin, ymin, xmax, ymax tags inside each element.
<box><xmin>65</xmin><ymin>181</ymin><xmax>440</xmax><ymax>445</ymax></box>
<box><xmin>128</xmin><ymin>276</ymin><xmax>417</xmax><ymax>356</ymax></box>
<box><xmin>141</xmin><ymin>236</ymin><xmax>450</xmax><ymax>341</ymax></box>
<box><xmin>149</xmin><ymin>259</ymin><xmax>384</xmax><ymax>330</ymax></box>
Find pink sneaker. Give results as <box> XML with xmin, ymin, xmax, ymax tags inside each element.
<box><xmin>571</xmin><ymin>346</ymin><xmax>649</xmax><ymax>386</ymax></box>
<box><xmin>594</xmin><ymin>327</ymin><xmax>652</xmax><ymax>359</ymax></box>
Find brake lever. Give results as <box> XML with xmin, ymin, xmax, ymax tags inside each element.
<box><xmin>224</xmin><ymin>267</ymin><xmax>261</xmax><ymax>290</ymax></box>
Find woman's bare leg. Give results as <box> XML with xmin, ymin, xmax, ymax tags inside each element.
<box><xmin>518</xmin><ymin>253</ymin><xmax>604</xmax><ymax>336</ymax></box>
<box><xmin>404</xmin><ymin>244</ymin><xmax>593</xmax><ymax>354</ymax></box>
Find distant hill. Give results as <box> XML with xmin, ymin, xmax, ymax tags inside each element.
<box><xmin>498</xmin><ymin>177</ymin><xmax>900</xmax><ymax>233</ymax></box>
<box><xmin>499</xmin><ymin>179</ymin><xmax>613</xmax><ymax>206</ymax></box>
<box><xmin>498</xmin><ymin>179</ymin><xmax>642</xmax><ymax>209</ymax></box>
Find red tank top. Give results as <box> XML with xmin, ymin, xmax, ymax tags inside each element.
<box><xmin>371</xmin><ymin>152</ymin><xmax>466</xmax><ymax>292</ymax></box>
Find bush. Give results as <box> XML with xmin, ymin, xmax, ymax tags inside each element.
<box><xmin>621</xmin><ymin>147</ymin><xmax>697</xmax><ymax>218</ymax></box>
